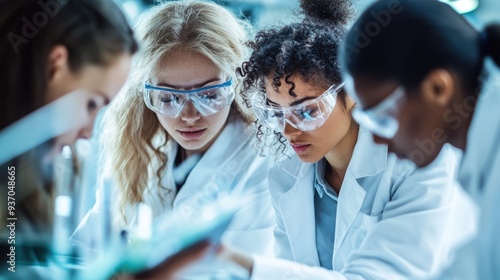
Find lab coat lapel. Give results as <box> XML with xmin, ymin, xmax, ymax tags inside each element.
<box><xmin>333</xmin><ymin>174</ymin><xmax>366</xmax><ymax>256</ymax></box>
<box><xmin>278</xmin><ymin>163</ymin><xmax>320</xmax><ymax>266</ymax></box>
<box><xmin>333</xmin><ymin>129</ymin><xmax>387</xmax><ymax>254</ymax></box>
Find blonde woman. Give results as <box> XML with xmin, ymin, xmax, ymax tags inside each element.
<box><xmin>74</xmin><ymin>0</ymin><xmax>276</xmax><ymax>275</ymax></box>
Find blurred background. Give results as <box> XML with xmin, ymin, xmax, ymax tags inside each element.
<box><xmin>113</xmin><ymin>0</ymin><xmax>499</xmax><ymax>28</ymax></box>
<box><xmin>77</xmin><ymin>0</ymin><xmax>500</xmax><ymax>216</ymax></box>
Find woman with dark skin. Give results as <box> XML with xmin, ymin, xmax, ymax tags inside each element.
<box><xmin>340</xmin><ymin>0</ymin><xmax>500</xmax><ymax>278</ymax></box>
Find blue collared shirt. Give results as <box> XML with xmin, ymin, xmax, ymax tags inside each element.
<box><xmin>313</xmin><ymin>158</ymin><xmax>338</xmax><ymax>270</ymax></box>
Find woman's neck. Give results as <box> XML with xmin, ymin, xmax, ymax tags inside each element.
<box><xmin>324</xmin><ymin>124</ymin><xmax>359</xmax><ymax>194</ymax></box>
<box><xmin>447</xmin><ymin>92</ymin><xmax>476</xmax><ymax>150</ymax></box>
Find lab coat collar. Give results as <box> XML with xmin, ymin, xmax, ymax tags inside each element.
<box><xmin>333</xmin><ymin>128</ymin><xmax>387</xmax><ymax>258</ymax></box>
<box><xmin>313</xmin><ymin>128</ymin><xmax>387</xmax><ymax>198</ymax></box>
<box><xmin>348</xmin><ymin>127</ymin><xmax>388</xmax><ymax>179</ymax></box>
<box><xmin>313</xmin><ymin>158</ymin><xmax>338</xmax><ymax>199</ymax></box>
<box><xmin>278</xmin><ymin>161</ymin><xmax>321</xmax><ymax>266</ymax></box>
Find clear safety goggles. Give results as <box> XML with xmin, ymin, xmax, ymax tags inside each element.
<box><xmin>351</xmin><ymin>86</ymin><xmax>405</xmax><ymax>139</ymax></box>
<box><xmin>250</xmin><ymin>83</ymin><xmax>344</xmax><ymax>132</ymax></box>
<box><xmin>144</xmin><ymin>79</ymin><xmax>234</xmax><ymax>118</ymax></box>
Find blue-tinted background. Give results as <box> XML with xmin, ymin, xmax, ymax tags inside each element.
<box><xmin>76</xmin><ymin>0</ymin><xmax>500</xmax><ymax>218</ymax></box>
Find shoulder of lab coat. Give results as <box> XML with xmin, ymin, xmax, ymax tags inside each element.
<box><xmin>254</xmin><ymin>129</ymin><xmax>477</xmax><ymax>280</ymax></box>
<box><xmin>446</xmin><ymin>59</ymin><xmax>500</xmax><ymax>279</ymax></box>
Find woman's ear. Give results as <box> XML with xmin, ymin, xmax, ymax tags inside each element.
<box><xmin>46</xmin><ymin>45</ymin><xmax>75</xmax><ymax>102</ymax></box>
<box><xmin>420</xmin><ymin>69</ymin><xmax>455</xmax><ymax>107</ymax></box>
<box><xmin>48</xmin><ymin>45</ymin><xmax>69</xmax><ymax>81</ymax></box>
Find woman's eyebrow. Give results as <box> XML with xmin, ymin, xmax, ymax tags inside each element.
<box><xmin>266</xmin><ymin>98</ymin><xmax>279</xmax><ymax>106</ymax></box>
<box><xmin>266</xmin><ymin>95</ymin><xmax>317</xmax><ymax>107</ymax></box>
<box><xmin>289</xmin><ymin>96</ymin><xmax>317</xmax><ymax>106</ymax></box>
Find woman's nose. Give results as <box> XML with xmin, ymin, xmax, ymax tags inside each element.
<box><xmin>180</xmin><ymin>101</ymin><xmax>201</xmax><ymax>123</ymax></box>
<box><xmin>283</xmin><ymin>120</ymin><xmax>302</xmax><ymax>138</ymax></box>
<box><xmin>77</xmin><ymin>110</ymin><xmax>100</xmax><ymax>140</ymax></box>
<box><xmin>78</xmin><ymin>123</ymin><xmax>94</xmax><ymax>140</ymax></box>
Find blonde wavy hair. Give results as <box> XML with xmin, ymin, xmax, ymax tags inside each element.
<box><xmin>101</xmin><ymin>0</ymin><xmax>253</xmax><ymax>222</ymax></box>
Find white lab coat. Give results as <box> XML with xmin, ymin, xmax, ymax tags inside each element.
<box><xmin>252</xmin><ymin>128</ymin><xmax>477</xmax><ymax>280</ymax></box>
<box><xmin>134</xmin><ymin>118</ymin><xmax>276</xmax><ymax>257</ymax></box>
<box><xmin>74</xmin><ymin>118</ymin><xmax>276</xmax><ymax>266</ymax></box>
<box><xmin>442</xmin><ymin>59</ymin><xmax>500</xmax><ymax>280</ymax></box>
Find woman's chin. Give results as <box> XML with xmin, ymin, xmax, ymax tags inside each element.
<box><xmin>296</xmin><ymin>150</ymin><xmax>322</xmax><ymax>163</ymax></box>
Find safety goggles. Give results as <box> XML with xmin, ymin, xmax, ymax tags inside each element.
<box><xmin>250</xmin><ymin>83</ymin><xmax>344</xmax><ymax>132</ymax></box>
<box><xmin>144</xmin><ymin>79</ymin><xmax>234</xmax><ymax>118</ymax></box>
<box><xmin>351</xmin><ymin>86</ymin><xmax>405</xmax><ymax>139</ymax></box>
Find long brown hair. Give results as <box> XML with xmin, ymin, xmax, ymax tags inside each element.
<box><xmin>0</xmin><ymin>0</ymin><xmax>138</xmax><ymax>261</ymax></box>
<box><xmin>0</xmin><ymin>0</ymin><xmax>138</xmax><ymax>130</ymax></box>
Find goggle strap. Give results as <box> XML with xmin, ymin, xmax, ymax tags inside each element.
<box><xmin>144</xmin><ymin>79</ymin><xmax>232</xmax><ymax>94</ymax></box>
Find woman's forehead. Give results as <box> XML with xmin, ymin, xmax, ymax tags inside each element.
<box><xmin>265</xmin><ymin>74</ymin><xmax>327</xmax><ymax>94</ymax></box>
<box><xmin>264</xmin><ymin>78</ymin><xmax>329</xmax><ymax>108</ymax></box>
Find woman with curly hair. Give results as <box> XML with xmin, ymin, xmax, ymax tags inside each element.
<box><xmin>74</xmin><ymin>1</ymin><xmax>276</xmax><ymax>276</ymax></box>
<box><xmin>221</xmin><ymin>0</ymin><xmax>477</xmax><ymax>279</ymax></box>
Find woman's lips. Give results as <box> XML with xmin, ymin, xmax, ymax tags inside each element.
<box><xmin>178</xmin><ymin>128</ymin><xmax>206</xmax><ymax>140</ymax></box>
<box><xmin>290</xmin><ymin>143</ymin><xmax>311</xmax><ymax>154</ymax></box>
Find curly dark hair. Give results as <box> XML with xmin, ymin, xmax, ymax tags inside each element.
<box><xmin>238</xmin><ymin>0</ymin><xmax>354</xmax><ymax>157</ymax></box>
